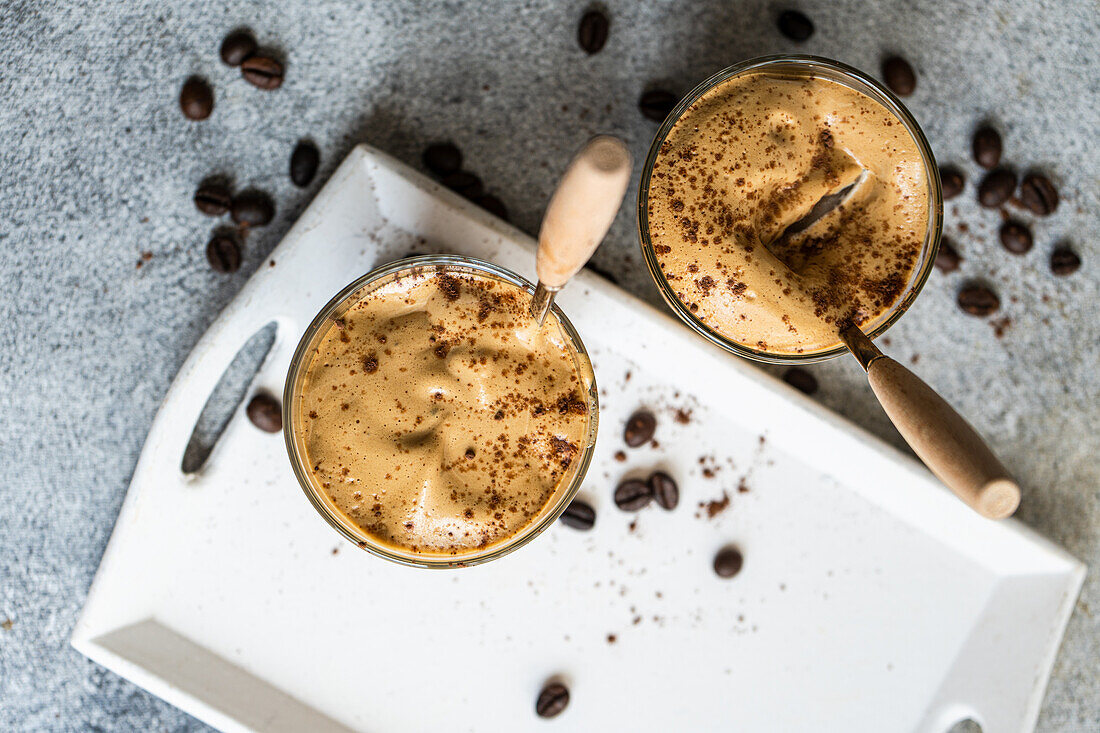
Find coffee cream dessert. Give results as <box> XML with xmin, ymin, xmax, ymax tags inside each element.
<box><xmin>646</xmin><ymin>70</ymin><xmax>930</xmax><ymax>355</ymax></box>
<box><xmin>297</xmin><ymin>267</ymin><xmax>592</xmax><ymax>557</ymax></box>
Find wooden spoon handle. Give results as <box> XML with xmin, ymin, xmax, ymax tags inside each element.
<box><xmin>866</xmin><ymin>356</ymin><xmax>1021</xmax><ymax>519</ymax></box>
<box><xmin>536</xmin><ymin>136</ymin><xmax>631</xmax><ymax>289</ymax></box>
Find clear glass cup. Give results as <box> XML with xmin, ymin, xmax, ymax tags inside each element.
<box><xmin>283</xmin><ymin>255</ymin><xmax>599</xmax><ymax>568</ymax></box>
<box><xmin>637</xmin><ymin>55</ymin><xmax>944</xmax><ymax>364</ymax></box>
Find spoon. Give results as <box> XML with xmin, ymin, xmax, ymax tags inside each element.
<box><xmin>841</xmin><ymin>325</ymin><xmax>1021</xmax><ymax>519</ymax></box>
<box><xmin>530</xmin><ymin>136</ymin><xmax>632</xmax><ymax>325</ymax></box>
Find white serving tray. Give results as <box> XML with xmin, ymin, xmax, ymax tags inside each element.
<box><xmin>73</xmin><ymin>145</ymin><xmax>1085</xmax><ymax>733</ymax></box>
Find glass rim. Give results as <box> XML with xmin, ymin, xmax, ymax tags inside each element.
<box><xmin>636</xmin><ymin>54</ymin><xmax>944</xmax><ymax>364</ymax></box>
<box><xmin>282</xmin><ymin>254</ymin><xmax>599</xmax><ymax>569</ymax></box>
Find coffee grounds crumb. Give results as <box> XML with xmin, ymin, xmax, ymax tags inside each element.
<box><xmin>607</xmin><ymin>633</ymin><xmax>617</xmax><ymax>644</ymax></box>
<box><xmin>737</xmin><ymin>477</ymin><xmax>750</xmax><ymax>493</ymax></box>
<box><xmin>674</xmin><ymin>407</ymin><xmax>693</xmax><ymax>424</ymax></box>
<box><xmin>363</xmin><ymin>353</ymin><xmax>379</xmax><ymax>373</ymax></box>
<box><xmin>331</xmin><ymin>547</ymin><xmax>339</xmax><ymax>555</ymax></box>
<box><xmin>1</xmin><ymin>619</ymin><xmax>12</xmax><ymax>631</ymax></box>
<box><xmin>614</xmin><ymin>450</ymin><xmax>627</xmax><ymax>462</ymax></box>
<box><xmin>700</xmin><ymin>491</ymin><xmax>730</xmax><ymax>518</ymax></box>
<box><xmin>628</xmin><ymin>519</ymin><xmax>637</xmax><ymax>532</ymax></box>
<box><xmin>990</xmin><ymin>316</ymin><xmax>1012</xmax><ymax>338</ymax></box>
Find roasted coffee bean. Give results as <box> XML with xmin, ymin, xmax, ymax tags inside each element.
<box><xmin>205</xmin><ymin>232</ymin><xmax>241</xmax><ymax>273</ymax></box>
<box><xmin>777</xmin><ymin>9</ymin><xmax>814</xmax><ymax>41</ymax></box>
<box><xmin>1019</xmin><ymin>173</ymin><xmax>1058</xmax><ymax>216</ymax></box>
<box><xmin>977</xmin><ymin>169</ymin><xmax>1016</xmax><ymax>208</ymax></box>
<box><xmin>1050</xmin><ymin>247</ymin><xmax>1081</xmax><ymax>276</ymax></box>
<box><xmin>240</xmin><ymin>56</ymin><xmax>284</xmax><ymax>90</ymax></box>
<box><xmin>939</xmin><ymin>167</ymin><xmax>964</xmax><ymax>200</ymax></box>
<box><xmin>290</xmin><ymin>140</ymin><xmax>320</xmax><ymax>187</ymax></box>
<box><xmin>246</xmin><ymin>393</ymin><xmax>282</xmax><ymax>432</ymax></box>
<box><xmin>231</xmin><ymin>191</ymin><xmax>275</xmax><ymax>227</ymax></box>
<box><xmin>474</xmin><ymin>194</ymin><xmax>508</xmax><ymax>221</ymax></box>
<box><xmin>934</xmin><ymin>239</ymin><xmax>962</xmax><ymax>273</ymax></box>
<box><xmin>782</xmin><ymin>367</ymin><xmax>818</xmax><ymax>395</ymax></box>
<box><xmin>577</xmin><ymin>9</ymin><xmax>610</xmax><ymax>54</ymax></box>
<box><xmin>220</xmin><ymin>30</ymin><xmax>256</xmax><ymax>66</ymax></box>
<box><xmin>999</xmin><ymin>221</ymin><xmax>1033</xmax><ymax>255</ymax></box>
<box><xmin>972</xmin><ymin>126</ymin><xmax>1002</xmax><ymax>169</ymax></box>
<box><xmin>650</xmin><ymin>471</ymin><xmax>679</xmax><ymax>510</ymax></box>
<box><xmin>614</xmin><ymin>479</ymin><xmax>653</xmax><ymax>512</ymax></box>
<box><xmin>194</xmin><ymin>182</ymin><xmax>232</xmax><ymax>216</ymax></box>
<box><xmin>956</xmin><ymin>284</ymin><xmax>1000</xmax><ymax>317</ymax></box>
<box><xmin>882</xmin><ymin>56</ymin><xmax>916</xmax><ymax>96</ymax></box>
<box><xmin>535</xmin><ymin>682</ymin><xmax>570</xmax><ymax>718</ymax></box>
<box><xmin>638</xmin><ymin>89</ymin><xmax>678</xmax><ymax>122</ymax></box>
<box><xmin>623</xmin><ymin>409</ymin><xmax>656</xmax><ymax>447</ymax></box>
<box><xmin>714</xmin><ymin>546</ymin><xmax>744</xmax><ymax>578</ymax></box>
<box><xmin>560</xmin><ymin>499</ymin><xmax>596</xmax><ymax>530</ymax></box>
<box><xmin>422</xmin><ymin>142</ymin><xmax>463</xmax><ymax>176</ymax></box>
<box><xmin>179</xmin><ymin>77</ymin><xmax>214</xmax><ymax>120</ymax></box>
<box><xmin>440</xmin><ymin>170</ymin><xmax>484</xmax><ymax>199</ymax></box>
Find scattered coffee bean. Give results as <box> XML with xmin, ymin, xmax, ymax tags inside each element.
<box><xmin>220</xmin><ymin>30</ymin><xmax>256</xmax><ymax>66</ymax></box>
<box><xmin>422</xmin><ymin>142</ymin><xmax>463</xmax><ymax>176</ymax></box>
<box><xmin>535</xmin><ymin>682</ymin><xmax>570</xmax><ymax>718</ymax></box>
<box><xmin>714</xmin><ymin>546</ymin><xmax>744</xmax><ymax>578</ymax></box>
<box><xmin>939</xmin><ymin>166</ymin><xmax>965</xmax><ymax>200</ymax></box>
<box><xmin>1019</xmin><ymin>173</ymin><xmax>1059</xmax><ymax>216</ymax></box>
<box><xmin>999</xmin><ymin>221</ymin><xmax>1033</xmax><ymax>255</ymax></box>
<box><xmin>231</xmin><ymin>191</ymin><xmax>275</xmax><ymax>227</ymax></box>
<box><xmin>246</xmin><ymin>393</ymin><xmax>282</xmax><ymax>432</ymax></box>
<box><xmin>777</xmin><ymin>10</ymin><xmax>814</xmax><ymax>41</ymax></box>
<box><xmin>638</xmin><ymin>89</ymin><xmax>678</xmax><ymax>122</ymax></box>
<box><xmin>972</xmin><ymin>127</ymin><xmax>1002</xmax><ymax>169</ymax></box>
<box><xmin>289</xmin><ymin>140</ymin><xmax>320</xmax><ymax>187</ymax></box>
<box><xmin>614</xmin><ymin>479</ymin><xmax>653</xmax><ymax>512</ymax></box>
<box><xmin>179</xmin><ymin>77</ymin><xmax>214</xmax><ymax>120</ymax></box>
<box><xmin>934</xmin><ymin>239</ymin><xmax>962</xmax><ymax>273</ymax></box>
<box><xmin>1050</xmin><ymin>247</ymin><xmax>1081</xmax><ymax>276</ymax></box>
<box><xmin>882</xmin><ymin>56</ymin><xmax>916</xmax><ymax>96</ymax></box>
<box><xmin>560</xmin><ymin>499</ymin><xmax>596</xmax><ymax>530</ymax></box>
<box><xmin>440</xmin><ymin>170</ymin><xmax>484</xmax><ymax>199</ymax></box>
<box><xmin>623</xmin><ymin>409</ymin><xmax>656</xmax><ymax>447</ymax></box>
<box><xmin>977</xmin><ymin>169</ymin><xmax>1016</xmax><ymax>208</ymax></box>
<box><xmin>650</xmin><ymin>471</ymin><xmax>679</xmax><ymax>510</ymax></box>
<box><xmin>782</xmin><ymin>367</ymin><xmax>818</xmax><ymax>395</ymax></box>
<box><xmin>577</xmin><ymin>9</ymin><xmax>610</xmax><ymax>55</ymax></box>
<box><xmin>206</xmin><ymin>232</ymin><xmax>241</xmax><ymax>273</ymax></box>
<box><xmin>240</xmin><ymin>55</ymin><xmax>284</xmax><ymax>90</ymax></box>
<box><xmin>956</xmin><ymin>284</ymin><xmax>1000</xmax><ymax>317</ymax></box>
<box><xmin>194</xmin><ymin>182</ymin><xmax>232</xmax><ymax>216</ymax></box>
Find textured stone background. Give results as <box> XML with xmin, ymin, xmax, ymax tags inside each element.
<box><xmin>1</xmin><ymin>0</ymin><xmax>1097</xmax><ymax>730</ymax></box>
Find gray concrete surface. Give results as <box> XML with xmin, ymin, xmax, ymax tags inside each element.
<box><xmin>1</xmin><ymin>0</ymin><xmax>1097</xmax><ymax>730</ymax></box>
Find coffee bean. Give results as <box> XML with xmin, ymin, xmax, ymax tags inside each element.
<box><xmin>206</xmin><ymin>232</ymin><xmax>241</xmax><ymax>273</ymax></box>
<box><xmin>194</xmin><ymin>182</ymin><xmax>232</xmax><ymax>216</ymax></box>
<box><xmin>246</xmin><ymin>393</ymin><xmax>282</xmax><ymax>432</ymax></box>
<box><xmin>956</xmin><ymin>284</ymin><xmax>1000</xmax><ymax>317</ymax></box>
<box><xmin>999</xmin><ymin>221</ymin><xmax>1033</xmax><ymax>255</ymax></box>
<box><xmin>220</xmin><ymin>30</ymin><xmax>256</xmax><ymax>66</ymax></box>
<box><xmin>1019</xmin><ymin>173</ymin><xmax>1059</xmax><ymax>216</ymax></box>
<box><xmin>934</xmin><ymin>239</ymin><xmax>962</xmax><ymax>273</ymax></box>
<box><xmin>972</xmin><ymin>127</ymin><xmax>1002</xmax><ymax>170</ymax></box>
<box><xmin>777</xmin><ymin>9</ymin><xmax>813</xmax><ymax>41</ymax></box>
<box><xmin>474</xmin><ymin>194</ymin><xmax>508</xmax><ymax>221</ymax></box>
<box><xmin>882</xmin><ymin>56</ymin><xmax>916</xmax><ymax>96</ymax></box>
<box><xmin>560</xmin><ymin>499</ymin><xmax>596</xmax><ymax>530</ymax></box>
<box><xmin>179</xmin><ymin>77</ymin><xmax>213</xmax><ymax>120</ymax></box>
<box><xmin>535</xmin><ymin>682</ymin><xmax>570</xmax><ymax>718</ymax></box>
<box><xmin>638</xmin><ymin>89</ymin><xmax>678</xmax><ymax>122</ymax></box>
<box><xmin>577</xmin><ymin>9</ymin><xmax>610</xmax><ymax>54</ymax></box>
<box><xmin>290</xmin><ymin>140</ymin><xmax>320</xmax><ymax>187</ymax></box>
<box><xmin>623</xmin><ymin>409</ymin><xmax>656</xmax><ymax>447</ymax></box>
<box><xmin>614</xmin><ymin>479</ymin><xmax>653</xmax><ymax>512</ymax></box>
<box><xmin>939</xmin><ymin>167</ymin><xmax>964</xmax><ymax>200</ymax></box>
<box><xmin>440</xmin><ymin>170</ymin><xmax>484</xmax><ymax>199</ymax></box>
<box><xmin>422</xmin><ymin>143</ymin><xmax>463</xmax><ymax>176</ymax></box>
<box><xmin>977</xmin><ymin>169</ymin><xmax>1016</xmax><ymax>208</ymax></box>
<box><xmin>241</xmin><ymin>56</ymin><xmax>284</xmax><ymax>90</ymax></box>
<box><xmin>714</xmin><ymin>546</ymin><xmax>744</xmax><ymax>578</ymax></box>
<box><xmin>782</xmin><ymin>367</ymin><xmax>818</xmax><ymax>395</ymax></box>
<box><xmin>1050</xmin><ymin>247</ymin><xmax>1081</xmax><ymax>276</ymax></box>
<box><xmin>231</xmin><ymin>191</ymin><xmax>275</xmax><ymax>227</ymax></box>
<box><xmin>650</xmin><ymin>471</ymin><xmax>679</xmax><ymax>510</ymax></box>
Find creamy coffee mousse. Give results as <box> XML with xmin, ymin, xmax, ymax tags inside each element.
<box><xmin>296</xmin><ymin>267</ymin><xmax>592</xmax><ymax>558</ymax></box>
<box><xmin>646</xmin><ymin>70</ymin><xmax>930</xmax><ymax>355</ymax></box>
